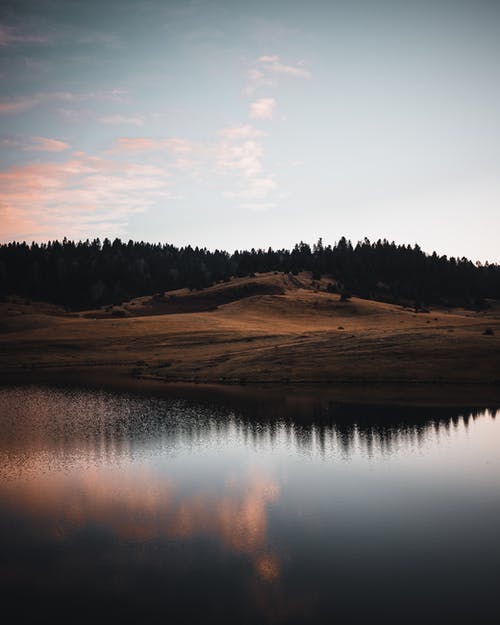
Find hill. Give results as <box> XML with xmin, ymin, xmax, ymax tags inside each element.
<box><xmin>1</xmin><ymin>272</ymin><xmax>499</xmax><ymax>396</ymax></box>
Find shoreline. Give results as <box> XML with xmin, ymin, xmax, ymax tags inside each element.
<box><xmin>2</xmin><ymin>279</ymin><xmax>499</xmax><ymax>408</ymax></box>
<box><xmin>2</xmin><ymin>365</ymin><xmax>500</xmax><ymax>408</ymax></box>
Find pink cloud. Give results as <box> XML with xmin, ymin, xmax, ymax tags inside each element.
<box><xmin>0</xmin><ymin>152</ymin><xmax>170</xmax><ymax>241</ymax></box>
<box><xmin>112</xmin><ymin>137</ymin><xmax>194</xmax><ymax>154</ymax></box>
<box><xmin>257</xmin><ymin>55</ymin><xmax>310</xmax><ymax>78</ymax></box>
<box><xmin>0</xmin><ymin>94</ymin><xmax>42</xmax><ymax>114</ymax></box>
<box><xmin>244</xmin><ymin>55</ymin><xmax>310</xmax><ymax>95</ymax></box>
<box><xmin>0</xmin><ymin>135</ymin><xmax>70</xmax><ymax>152</ymax></box>
<box><xmin>26</xmin><ymin>136</ymin><xmax>70</xmax><ymax>152</ymax></box>
<box><xmin>113</xmin><ymin>137</ymin><xmax>158</xmax><ymax>152</ymax></box>
<box><xmin>249</xmin><ymin>98</ymin><xmax>276</xmax><ymax>120</ymax></box>
<box><xmin>0</xmin><ymin>123</ymin><xmax>280</xmax><ymax>241</ymax></box>
<box><xmin>0</xmin><ymin>90</ymin><xmax>128</xmax><ymax>115</ymax></box>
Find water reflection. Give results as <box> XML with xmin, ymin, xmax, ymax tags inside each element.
<box><xmin>1</xmin><ymin>464</ymin><xmax>279</xmax><ymax>579</ymax></box>
<box><xmin>1</xmin><ymin>385</ymin><xmax>496</xmax><ymax>462</ymax></box>
<box><xmin>0</xmin><ymin>385</ymin><xmax>499</xmax><ymax>624</ymax></box>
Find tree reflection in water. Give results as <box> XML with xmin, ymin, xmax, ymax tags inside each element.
<box><xmin>0</xmin><ymin>385</ymin><xmax>498</xmax><ymax>624</ymax></box>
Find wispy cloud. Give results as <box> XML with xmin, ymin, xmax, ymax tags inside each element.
<box><xmin>219</xmin><ymin>125</ymin><xmax>266</xmax><ymax>140</ymax></box>
<box><xmin>112</xmin><ymin>137</ymin><xmax>194</xmax><ymax>153</ymax></box>
<box><xmin>27</xmin><ymin>136</ymin><xmax>71</xmax><ymax>152</ymax></box>
<box><xmin>0</xmin><ymin>90</ymin><xmax>128</xmax><ymax>114</ymax></box>
<box><xmin>57</xmin><ymin>108</ymin><xmax>92</xmax><ymax>123</ymax></box>
<box><xmin>245</xmin><ymin>55</ymin><xmax>310</xmax><ymax>94</ymax></box>
<box><xmin>0</xmin><ymin>124</ymin><xmax>279</xmax><ymax>240</ymax></box>
<box><xmin>224</xmin><ymin>176</ymin><xmax>277</xmax><ymax>201</ymax></box>
<box><xmin>217</xmin><ymin>135</ymin><xmax>278</xmax><ymax>210</ymax></box>
<box><xmin>0</xmin><ymin>20</ymin><xmax>120</xmax><ymax>49</ymax></box>
<box><xmin>0</xmin><ymin>136</ymin><xmax>70</xmax><ymax>152</ymax></box>
<box><xmin>115</xmin><ymin>126</ymin><xmax>280</xmax><ymax>210</ymax></box>
<box><xmin>0</xmin><ymin>24</ymin><xmax>51</xmax><ymax>47</ymax></box>
<box><xmin>0</xmin><ymin>152</ymin><xmax>170</xmax><ymax>241</ymax></box>
<box><xmin>243</xmin><ymin>69</ymin><xmax>274</xmax><ymax>96</ymax></box>
<box><xmin>0</xmin><ymin>94</ymin><xmax>45</xmax><ymax>114</ymax></box>
<box><xmin>249</xmin><ymin>98</ymin><xmax>276</xmax><ymax>120</ymax></box>
<box><xmin>237</xmin><ymin>55</ymin><xmax>309</xmax><ymax>206</ymax></box>
<box><xmin>98</xmin><ymin>114</ymin><xmax>145</xmax><ymax>127</ymax></box>
<box><xmin>257</xmin><ymin>55</ymin><xmax>310</xmax><ymax>78</ymax></box>
<box><xmin>217</xmin><ymin>140</ymin><xmax>264</xmax><ymax>177</ymax></box>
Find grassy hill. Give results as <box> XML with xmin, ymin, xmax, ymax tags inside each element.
<box><xmin>1</xmin><ymin>272</ymin><xmax>499</xmax><ymax>391</ymax></box>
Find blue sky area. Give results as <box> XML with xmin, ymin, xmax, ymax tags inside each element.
<box><xmin>1</xmin><ymin>0</ymin><xmax>499</xmax><ymax>262</ymax></box>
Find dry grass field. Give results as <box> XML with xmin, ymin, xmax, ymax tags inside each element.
<box><xmin>1</xmin><ymin>272</ymin><xmax>499</xmax><ymax>396</ymax></box>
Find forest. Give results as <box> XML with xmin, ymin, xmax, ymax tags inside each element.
<box><xmin>1</xmin><ymin>237</ymin><xmax>499</xmax><ymax>310</ymax></box>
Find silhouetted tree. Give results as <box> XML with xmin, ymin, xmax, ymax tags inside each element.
<box><xmin>0</xmin><ymin>237</ymin><xmax>498</xmax><ymax>310</ymax></box>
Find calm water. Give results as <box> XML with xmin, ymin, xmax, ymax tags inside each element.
<box><xmin>1</xmin><ymin>385</ymin><xmax>499</xmax><ymax>624</ymax></box>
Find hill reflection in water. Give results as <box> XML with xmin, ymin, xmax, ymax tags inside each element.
<box><xmin>0</xmin><ymin>385</ymin><xmax>499</xmax><ymax>625</ymax></box>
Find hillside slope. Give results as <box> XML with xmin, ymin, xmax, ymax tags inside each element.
<box><xmin>1</xmin><ymin>272</ymin><xmax>499</xmax><ymax>387</ymax></box>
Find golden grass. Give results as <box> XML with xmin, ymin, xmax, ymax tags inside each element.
<box><xmin>1</xmin><ymin>272</ymin><xmax>499</xmax><ymax>388</ymax></box>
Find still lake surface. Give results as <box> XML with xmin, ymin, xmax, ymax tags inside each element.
<box><xmin>0</xmin><ymin>384</ymin><xmax>499</xmax><ymax>624</ymax></box>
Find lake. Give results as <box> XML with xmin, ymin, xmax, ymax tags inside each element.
<box><xmin>0</xmin><ymin>384</ymin><xmax>499</xmax><ymax>624</ymax></box>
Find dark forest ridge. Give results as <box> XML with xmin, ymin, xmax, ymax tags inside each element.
<box><xmin>1</xmin><ymin>236</ymin><xmax>499</xmax><ymax>311</ymax></box>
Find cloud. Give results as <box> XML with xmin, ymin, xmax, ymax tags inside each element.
<box><xmin>112</xmin><ymin>137</ymin><xmax>194</xmax><ymax>154</ymax></box>
<box><xmin>57</xmin><ymin>108</ymin><xmax>92</xmax><ymax>123</ymax></box>
<box><xmin>0</xmin><ymin>454</ymin><xmax>280</xmax><ymax>582</ymax></box>
<box><xmin>0</xmin><ymin>152</ymin><xmax>170</xmax><ymax>241</ymax></box>
<box><xmin>0</xmin><ymin>94</ymin><xmax>43</xmax><ymax>114</ymax></box>
<box><xmin>219</xmin><ymin>125</ymin><xmax>266</xmax><ymax>140</ymax></box>
<box><xmin>0</xmin><ymin>136</ymin><xmax>70</xmax><ymax>152</ymax></box>
<box><xmin>224</xmin><ymin>176</ymin><xmax>277</xmax><ymax>200</ymax></box>
<box><xmin>244</xmin><ymin>55</ymin><xmax>310</xmax><ymax>95</ymax></box>
<box><xmin>0</xmin><ymin>89</ymin><xmax>128</xmax><ymax>114</ymax></box>
<box><xmin>243</xmin><ymin>69</ymin><xmax>274</xmax><ymax>96</ymax></box>
<box><xmin>98</xmin><ymin>114</ymin><xmax>145</xmax><ymax>127</ymax></box>
<box><xmin>257</xmin><ymin>55</ymin><xmax>311</xmax><ymax>78</ymax></box>
<box><xmin>27</xmin><ymin>136</ymin><xmax>71</xmax><ymax>152</ymax></box>
<box><xmin>237</xmin><ymin>56</ymin><xmax>306</xmax><ymax>205</ymax></box>
<box><xmin>217</xmin><ymin>140</ymin><xmax>264</xmax><ymax>178</ymax></box>
<box><xmin>258</xmin><ymin>55</ymin><xmax>279</xmax><ymax>63</ymax></box>
<box><xmin>0</xmin><ymin>20</ymin><xmax>120</xmax><ymax>49</ymax></box>
<box><xmin>217</xmin><ymin>134</ymin><xmax>278</xmax><ymax>210</ymax></box>
<box><xmin>249</xmin><ymin>98</ymin><xmax>276</xmax><ymax>120</ymax></box>
<box><xmin>248</xmin><ymin>176</ymin><xmax>277</xmax><ymax>196</ymax></box>
<box><xmin>110</xmin><ymin>136</ymin><xmax>207</xmax><ymax>183</ymax></box>
<box><xmin>113</xmin><ymin>137</ymin><xmax>157</xmax><ymax>151</ymax></box>
<box><xmin>0</xmin><ymin>122</ymin><xmax>280</xmax><ymax>241</ymax></box>
<box><xmin>0</xmin><ymin>24</ymin><xmax>50</xmax><ymax>47</ymax></box>
<box><xmin>249</xmin><ymin>69</ymin><xmax>264</xmax><ymax>82</ymax></box>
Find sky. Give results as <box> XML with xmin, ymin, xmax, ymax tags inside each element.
<box><xmin>1</xmin><ymin>0</ymin><xmax>499</xmax><ymax>262</ymax></box>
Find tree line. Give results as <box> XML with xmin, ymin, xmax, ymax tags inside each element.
<box><xmin>0</xmin><ymin>237</ymin><xmax>498</xmax><ymax>310</ymax></box>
